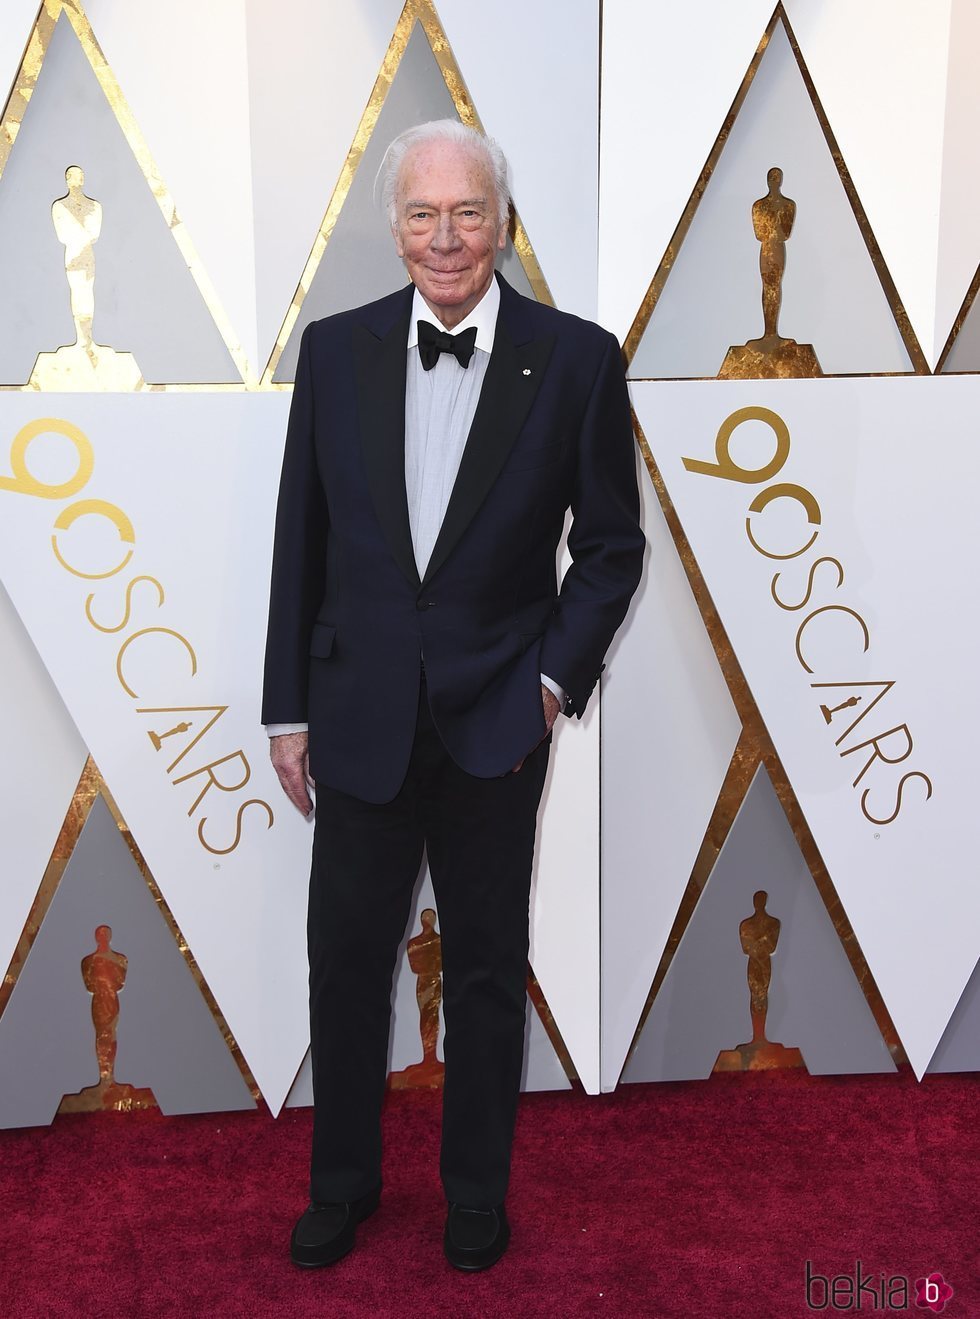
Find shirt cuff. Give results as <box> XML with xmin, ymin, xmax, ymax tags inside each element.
<box><xmin>540</xmin><ymin>673</ymin><xmax>567</xmax><ymax>710</ymax></box>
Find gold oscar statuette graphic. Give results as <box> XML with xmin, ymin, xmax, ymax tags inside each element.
<box><xmin>389</xmin><ymin>908</ymin><xmax>445</xmax><ymax>1090</ymax></box>
<box><xmin>719</xmin><ymin>166</ymin><xmax>822</xmax><ymax>380</ymax></box>
<box><xmin>713</xmin><ymin>891</ymin><xmax>805</xmax><ymax>1072</ymax></box>
<box><xmin>820</xmin><ymin>695</ymin><xmax>861</xmax><ymax>726</ymax></box>
<box><xmin>58</xmin><ymin>923</ymin><xmax>158</xmax><ymax>1112</ymax></box>
<box><xmin>147</xmin><ymin>720</ymin><xmax>193</xmax><ymax>752</ymax></box>
<box><xmin>27</xmin><ymin>165</ymin><xmax>144</xmax><ymax>390</ymax></box>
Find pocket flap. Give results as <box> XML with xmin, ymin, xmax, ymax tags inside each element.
<box><xmin>518</xmin><ymin>630</ymin><xmax>544</xmax><ymax>654</ymax></box>
<box><xmin>309</xmin><ymin>621</ymin><xmax>336</xmax><ymax>658</ymax></box>
<box><xmin>502</xmin><ymin>441</ymin><xmax>563</xmax><ymax>474</ymax></box>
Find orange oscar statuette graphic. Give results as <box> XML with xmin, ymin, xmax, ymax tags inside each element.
<box><xmin>714</xmin><ymin>891</ymin><xmax>805</xmax><ymax>1072</ymax></box>
<box><xmin>719</xmin><ymin>167</ymin><xmax>822</xmax><ymax>380</ymax></box>
<box><xmin>27</xmin><ymin>165</ymin><xmax>144</xmax><ymax>390</ymax></box>
<box><xmin>389</xmin><ymin>909</ymin><xmax>445</xmax><ymax>1090</ymax></box>
<box><xmin>58</xmin><ymin>924</ymin><xmax>158</xmax><ymax>1112</ymax></box>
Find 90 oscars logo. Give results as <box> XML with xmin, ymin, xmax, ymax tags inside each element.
<box><xmin>0</xmin><ymin>417</ymin><xmax>274</xmax><ymax>855</ymax></box>
<box><xmin>683</xmin><ymin>406</ymin><xmax>932</xmax><ymax>827</ymax></box>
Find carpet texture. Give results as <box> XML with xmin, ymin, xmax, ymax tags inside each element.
<box><xmin>1</xmin><ymin>1071</ymin><xmax>976</xmax><ymax>1317</ymax></box>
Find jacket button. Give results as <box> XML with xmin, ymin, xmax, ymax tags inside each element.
<box><xmin>416</xmin><ymin>599</ymin><xmax>435</xmax><ymax>611</ymax></box>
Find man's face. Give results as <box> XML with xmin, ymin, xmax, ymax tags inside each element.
<box><xmin>392</xmin><ymin>139</ymin><xmax>507</xmax><ymax>329</ymax></box>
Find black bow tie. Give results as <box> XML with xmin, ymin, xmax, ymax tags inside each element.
<box><xmin>417</xmin><ymin>320</ymin><xmax>478</xmax><ymax>371</ymax></box>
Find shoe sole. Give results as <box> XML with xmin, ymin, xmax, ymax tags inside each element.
<box><xmin>290</xmin><ymin>1185</ymin><xmax>381</xmax><ymax>1269</ymax></box>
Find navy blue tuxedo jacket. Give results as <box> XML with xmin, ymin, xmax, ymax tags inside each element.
<box><xmin>262</xmin><ymin>273</ymin><xmax>644</xmax><ymax>803</ymax></box>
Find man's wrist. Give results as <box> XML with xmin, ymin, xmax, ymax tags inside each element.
<box><xmin>266</xmin><ymin>722</ymin><xmax>309</xmax><ymax>738</ymax></box>
<box><xmin>540</xmin><ymin>672</ymin><xmax>567</xmax><ymax>711</ymax></box>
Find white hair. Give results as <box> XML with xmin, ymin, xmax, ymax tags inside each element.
<box><xmin>377</xmin><ymin>119</ymin><xmax>511</xmax><ymax>228</ymax></box>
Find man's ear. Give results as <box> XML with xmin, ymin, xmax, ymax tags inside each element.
<box><xmin>392</xmin><ymin>224</ymin><xmax>405</xmax><ymax>258</ymax></box>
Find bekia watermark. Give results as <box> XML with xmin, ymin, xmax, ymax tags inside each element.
<box><xmin>805</xmin><ymin>1261</ymin><xmax>954</xmax><ymax>1311</ymax></box>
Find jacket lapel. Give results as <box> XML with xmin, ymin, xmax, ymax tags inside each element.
<box><xmin>420</xmin><ymin>276</ymin><xmax>555</xmax><ymax>590</ymax></box>
<box><xmin>353</xmin><ymin>285</ymin><xmax>421</xmax><ymax>592</ymax></box>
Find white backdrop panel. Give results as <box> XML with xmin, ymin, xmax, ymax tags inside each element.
<box><xmin>0</xmin><ymin>0</ymin><xmax>43</xmax><ymax>112</ymax></box>
<box><xmin>783</xmin><ymin>0</ymin><xmax>951</xmax><ymax>366</ymax></box>
<box><xmin>0</xmin><ymin>393</ymin><xmax>311</xmax><ymax>1113</ymax></box>
<box><xmin>85</xmin><ymin>0</ymin><xmax>259</xmax><ymax>374</ymax></box>
<box><xmin>934</xmin><ymin>0</ymin><xmax>980</xmax><ymax>362</ymax></box>
<box><xmin>0</xmin><ymin>392</ymin><xmax>604</xmax><ymax>1102</ymax></box>
<box><xmin>627</xmin><ymin>20</ymin><xmax>912</xmax><ymax>380</ymax></box>
<box><xmin>600</xmin><ymin>445</ymin><xmax>741</xmax><ymax>1090</ymax></box>
<box><xmin>245</xmin><ymin>0</ymin><xmax>405</xmax><ymax>369</ymax></box>
<box><xmin>599</xmin><ymin>0</ymin><xmax>777</xmax><ymax>340</ymax></box>
<box><xmin>438</xmin><ymin>0</ymin><xmax>599</xmax><ymax>319</ymax></box>
<box><xmin>529</xmin><ymin>528</ymin><xmax>600</xmax><ymax>1094</ymax></box>
<box><xmin>0</xmin><ymin>583</ymin><xmax>88</xmax><ymax>982</ymax></box>
<box><xmin>635</xmin><ymin>376</ymin><xmax>980</xmax><ymax>1077</ymax></box>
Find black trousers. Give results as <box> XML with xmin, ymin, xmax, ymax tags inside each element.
<box><xmin>307</xmin><ymin>670</ymin><xmax>551</xmax><ymax>1209</ymax></box>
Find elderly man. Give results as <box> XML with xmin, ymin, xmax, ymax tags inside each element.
<box><xmin>263</xmin><ymin>119</ymin><xmax>644</xmax><ymax>1272</ymax></box>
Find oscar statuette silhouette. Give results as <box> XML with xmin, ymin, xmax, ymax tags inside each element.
<box><xmin>718</xmin><ymin>167</ymin><xmax>822</xmax><ymax>379</ymax></box>
<box><xmin>389</xmin><ymin>908</ymin><xmax>445</xmax><ymax>1089</ymax></box>
<box><xmin>59</xmin><ymin>924</ymin><xmax>158</xmax><ymax>1112</ymax></box>
<box><xmin>28</xmin><ymin>166</ymin><xmax>144</xmax><ymax>390</ymax></box>
<box><xmin>714</xmin><ymin>891</ymin><xmax>805</xmax><ymax>1072</ymax></box>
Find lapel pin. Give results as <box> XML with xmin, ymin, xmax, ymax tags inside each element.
<box><xmin>522</xmin><ymin>368</ymin><xmax>531</xmax><ymax>376</ymax></box>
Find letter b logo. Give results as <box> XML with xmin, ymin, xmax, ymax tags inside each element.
<box><xmin>805</xmin><ymin>1261</ymin><xmax>828</xmax><ymax>1309</ymax></box>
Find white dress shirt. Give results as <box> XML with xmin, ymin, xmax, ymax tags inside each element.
<box><xmin>267</xmin><ymin>279</ymin><xmax>564</xmax><ymax>738</ymax></box>
<box><xmin>405</xmin><ymin>281</ymin><xmax>496</xmax><ymax>577</ymax></box>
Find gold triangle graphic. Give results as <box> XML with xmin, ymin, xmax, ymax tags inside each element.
<box><xmin>0</xmin><ymin>0</ymin><xmax>251</xmax><ymax>390</ymax></box>
<box><xmin>618</xmin><ymin>412</ymin><xmax>907</xmax><ymax>1082</ymax></box>
<box><xmin>0</xmin><ymin>755</ymin><xmax>260</xmax><ymax>1110</ymax></box>
<box><xmin>260</xmin><ymin>0</ymin><xmax>552</xmax><ymax>388</ymax></box>
<box><xmin>622</xmin><ymin>1</ymin><xmax>927</xmax><ymax>378</ymax></box>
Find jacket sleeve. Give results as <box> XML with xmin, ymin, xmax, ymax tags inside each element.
<box><xmin>261</xmin><ymin>323</ymin><xmax>328</xmax><ymax>723</ymax></box>
<box><xmin>538</xmin><ymin>330</ymin><xmax>645</xmax><ymax>719</ymax></box>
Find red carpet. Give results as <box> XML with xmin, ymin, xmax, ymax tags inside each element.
<box><xmin>1</xmin><ymin>1071</ymin><xmax>976</xmax><ymax>1317</ymax></box>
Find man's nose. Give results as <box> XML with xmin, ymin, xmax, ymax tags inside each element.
<box><xmin>430</xmin><ymin>214</ymin><xmax>461</xmax><ymax>250</ymax></box>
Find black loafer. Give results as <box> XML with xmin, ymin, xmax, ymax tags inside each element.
<box><xmin>443</xmin><ymin>1202</ymin><xmax>510</xmax><ymax>1271</ymax></box>
<box><xmin>290</xmin><ymin>1183</ymin><xmax>381</xmax><ymax>1268</ymax></box>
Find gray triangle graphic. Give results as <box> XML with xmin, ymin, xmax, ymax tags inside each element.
<box><xmin>272</xmin><ymin>20</ymin><xmax>534</xmax><ymax>383</ymax></box>
<box><xmin>0</xmin><ymin>795</ymin><xmax>254</xmax><ymax>1128</ymax></box>
<box><xmin>0</xmin><ymin>13</ymin><xmax>239</xmax><ymax>385</ymax></box>
<box><xmin>939</xmin><ymin>288</ymin><xmax>980</xmax><ymax>373</ymax></box>
<box><xmin>622</xmin><ymin>767</ymin><xmax>896</xmax><ymax>1083</ymax></box>
<box><xmin>283</xmin><ymin>1047</ymin><xmax>312</xmax><ymax>1108</ymax></box>
<box><xmin>629</xmin><ymin>22</ymin><xmax>913</xmax><ymax>380</ymax></box>
<box><xmin>927</xmin><ymin>954</ymin><xmax>980</xmax><ymax>1072</ymax></box>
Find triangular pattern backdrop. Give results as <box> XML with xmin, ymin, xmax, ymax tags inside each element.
<box><xmin>1</xmin><ymin>0</ymin><xmax>979</xmax><ymax>1130</ymax></box>
<box><xmin>0</xmin><ymin>5</ymin><xmax>244</xmax><ymax>386</ymax></box>
<box><xmin>626</xmin><ymin>14</ymin><xmax>922</xmax><ymax>378</ymax></box>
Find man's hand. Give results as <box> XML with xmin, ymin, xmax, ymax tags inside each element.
<box><xmin>270</xmin><ymin>730</ymin><xmax>314</xmax><ymax>816</ymax></box>
<box><xmin>510</xmin><ymin>684</ymin><xmax>561</xmax><ymax>773</ymax></box>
